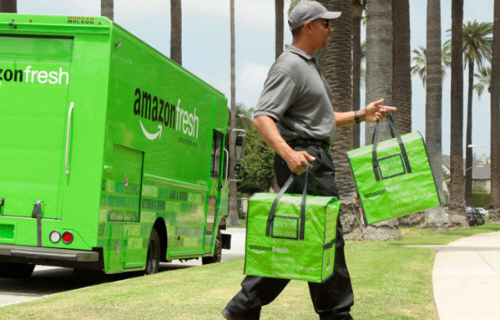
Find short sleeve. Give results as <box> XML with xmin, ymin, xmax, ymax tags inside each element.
<box><xmin>253</xmin><ymin>70</ymin><xmax>298</xmax><ymax>121</ymax></box>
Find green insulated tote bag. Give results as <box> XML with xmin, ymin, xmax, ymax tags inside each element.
<box><xmin>244</xmin><ymin>167</ymin><xmax>340</xmax><ymax>283</ymax></box>
<box><xmin>346</xmin><ymin>114</ymin><xmax>441</xmax><ymax>225</ymax></box>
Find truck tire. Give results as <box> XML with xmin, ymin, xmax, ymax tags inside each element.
<box><xmin>202</xmin><ymin>231</ymin><xmax>222</xmax><ymax>265</ymax></box>
<box><xmin>0</xmin><ymin>262</ymin><xmax>35</xmax><ymax>278</ymax></box>
<box><xmin>145</xmin><ymin>228</ymin><xmax>161</xmax><ymax>275</ymax></box>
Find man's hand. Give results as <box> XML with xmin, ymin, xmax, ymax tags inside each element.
<box><xmin>283</xmin><ymin>150</ymin><xmax>316</xmax><ymax>175</ymax></box>
<box><xmin>253</xmin><ymin>115</ymin><xmax>316</xmax><ymax>175</ymax></box>
<box><xmin>361</xmin><ymin>98</ymin><xmax>397</xmax><ymax>123</ymax></box>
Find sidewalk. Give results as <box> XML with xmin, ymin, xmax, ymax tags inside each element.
<box><xmin>433</xmin><ymin>231</ymin><xmax>500</xmax><ymax>320</ymax></box>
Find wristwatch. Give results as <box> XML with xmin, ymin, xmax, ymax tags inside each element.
<box><xmin>354</xmin><ymin>111</ymin><xmax>361</xmax><ymax>124</ymax></box>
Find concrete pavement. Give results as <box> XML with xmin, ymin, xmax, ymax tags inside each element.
<box><xmin>433</xmin><ymin>231</ymin><xmax>500</xmax><ymax>320</ymax></box>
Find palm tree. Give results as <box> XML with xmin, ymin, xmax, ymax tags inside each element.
<box><xmin>449</xmin><ymin>0</ymin><xmax>468</xmax><ymax>228</ymax></box>
<box><xmin>392</xmin><ymin>0</ymin><xmax>411</xmax><ymax>135</ymax></box>
<box><xmin>227</xmin><ymin>0</ymin><xmax>239</xmax><ymax>226</ymax></box>
<box><xmin>365</xmin><ymin>0</ymin><xmax>392</xmax><ymax>144</ymax></box>
<box><xmin>425</xmin><ymin>0</ymin><xmax>448</xmax><ymax>232</ymax></box>
<box><xmin>490</xmin><ymin>0</ymin><xmax>500</xmax><ymax>222</ymax></box>
<box><xmin>461</xmin><ymin>21</ymin><xmax>492</xmax><ymax>207</ymax></box>
<box><xmin>474</xmin><ymin>66</ymin><xmax>491</xmax><ymax>99</ymax></box>
<box><xmin>411</xmin><ymin>47</ymin><xmax>429</xmax><ymax>87</ymax></box>
<box><xmin>170</xmin><ymin>0</ymin><xmax>182</xmax><ymax>65</ymax></box>
<box><xmin>317</xmin><ymin>0</ymin><xmax>357</xmax><ymax>219</ymax></box>
<box><xmin>411</xmin><ymin>46</ymin><xmax>450</xmax><ymax>87</ymax></box>
<box><xmin>101</xmin><ymin>0</ymin><xmax>113</xmax><ymax>20</ymax></box>
<box><xmin>0</xmin><ymin>0</ymin><xmax>16</xmax><ymax>12</ymax></box>
<box><xmin>352</xmin><ymin>0</ymin><xmax>366</xmax><ymax>149</ymax></box>
<box><xmin>364</xmin><ymin>0</ymin><xmax>401</xmax><ymax>240</ymax></box>
<box><xmin>275</xmin><ymin>0</ymin><xmax>284</xmax><ymax>60</ymax></box>
<box><xmin>316</xmin><ymin>0</ymin><xmax>362</xmax><ymax>240</ymax></box>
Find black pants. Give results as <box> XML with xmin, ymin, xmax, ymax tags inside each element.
<box><xmin>224</xmin><ymin>145</ymin><xmax>354</xmax><ymax>319</ymax></box>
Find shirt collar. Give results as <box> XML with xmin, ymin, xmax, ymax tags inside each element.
<box><xmin>285</xmin><ymin>44</ymin><xmax>314</xmax><ymax>61</ymax></box>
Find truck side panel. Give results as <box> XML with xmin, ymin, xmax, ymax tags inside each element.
<box><xmin>98</xmin><ymin>25</ymin><xmax>228</xmax><ymax>273</ymax></box>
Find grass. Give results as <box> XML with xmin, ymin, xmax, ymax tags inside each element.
<box><xmin>2</xmin><ymin>223</ymin><xmax>500</xmax><ymax>320</ymax></box>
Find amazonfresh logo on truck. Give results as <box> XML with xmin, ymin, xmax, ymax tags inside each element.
<box><xmin>0</xmin><ymin>66</ymin><xmax>69</xmax><ymax>87</ymax></box>
<box><xmin>133</xmin><ymin>88</ymin><xmax>199</xmax><ymax>143</ymax></box>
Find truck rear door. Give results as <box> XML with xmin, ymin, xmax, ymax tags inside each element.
<box><xmin>205</xmin><ymin>130</ymin><xmax>224</xmax><ymax>254</ymax></box>
<box><xmin>0</xmin><ymin>35</ymin><xmax>73</xmax><ymax>219</ymax></box>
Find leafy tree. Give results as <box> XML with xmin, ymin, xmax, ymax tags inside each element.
<box><xmin>235</xmin><ymin>106</ymin><xmax>274</xmax><ymax>195</ymax></box>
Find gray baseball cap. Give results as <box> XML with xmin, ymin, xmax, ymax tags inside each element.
<box><xmin>288</xmin><ymin>1</ymin><xmax>341</xmax><ymax>30</ymax></box>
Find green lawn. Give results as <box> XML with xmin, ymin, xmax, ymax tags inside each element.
<box><xmin>2</xmin><ymin>223</ymin><xmax>500</xmax><ymax>320</ymax></box>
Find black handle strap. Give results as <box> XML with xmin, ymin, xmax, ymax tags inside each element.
<box><xmin>266</xmin><ymin>164</ymin><xmax>311</xmax><ymax>240</ymax></box>
<box><xmin>372</xmin><ymin>113</ymin><xmax>412</xmax><ymax>181</ymax></box>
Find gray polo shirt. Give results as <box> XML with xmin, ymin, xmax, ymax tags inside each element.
<box><xmin>253</xmin><ymin>45</ymin><xmax>336</xmax><ymax>144</ymax></box>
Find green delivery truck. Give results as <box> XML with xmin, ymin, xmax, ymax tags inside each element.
<box><xmin>0</xmin><ymin>14</ymin><xmax>240</xmax><ymax>277</ymax></box>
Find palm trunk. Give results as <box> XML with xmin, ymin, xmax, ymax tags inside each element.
<box><xmin>393</xmin><ymin>0</ymin><xmax>424</xmax><ymax>228</ymax></box>
<box><xmin>364</xmin><ymin>0</ymin><xmax>401</xmax><ymax>240</ymax></box>
<box><xmin>489</xmin><ymin>0</ymin><xmax>500</xmax><ymax>221</ymax></box>
<box><xmin>424</xmin><ymin>0</ymin><xmax>448</xmax><ymax>232</ymax></box>
<box><xmin>0</xmin><ymin>0</ymin><xmax>17</xmax><ymax>13</ymax></box>
<box><xmin>392</xmin><ymin>0</ymin><xmax>411</xmax><ymax>135</ymax></box>
<box><xmin>170</xmin><ymin>0</ymin><xmax>182</xmax><ymax>65</ymax></box>
<box><xmin>365</xmin><ymin>0</ymin><xmax>392</xmax><ymax>143</ymax></box>
<box><xmin>275</xmin><ymin>0</ymin><xmax>284</xmax><ymax>60</ymax></box>
<box><xmin>449</xmin><ymin>0</ymin><xmax>468</xmax><ymax>228</ymax></box>
<box><xmin>228</xmin><ymin>0</ymin><xmax>239</xmax><ymax>226</ymax></box>
<box><xmin>101</xmin><ymin>0</ymin><xmax>114</xmax><ymax>20</ymax></box>
<box><xmin>465</xmin><ymin>60</ymin><xmax>474</xmax><ymax>206</ymax></box>
<box><xmin>317</xmin><ymin>0</ymin><xmax>362</xmax><ymax>240</ymax></box>
<box><xmin>352</xmin><ymin>3</ymin><xmax>364</xmax><ymax>150</ymax></box>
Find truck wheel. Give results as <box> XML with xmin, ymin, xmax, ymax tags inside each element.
<box><xmin>202</xmin><ymin>231</ymin><xmax>222</xmax><ymax>265</ymax></box>
<box><xmin>145</xmin><ymin>228</ymin><xmax>161</xmax><ymax>275</ymax></box>
<box><xmin>0</xmin><ymin>262</ymin><xmax>35</xmax><ymax>278</ymax></box>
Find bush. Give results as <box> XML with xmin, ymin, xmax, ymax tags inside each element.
<box><xmin>472</xmin><ymin>192</ymin><xmax>490</xmax><ymax>208</ymax></box>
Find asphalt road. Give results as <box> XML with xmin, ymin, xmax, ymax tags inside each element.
<box><xmin>0</xmin><ymin>228</ymin><xmax>246</xmax><ymax>308</ymax></box>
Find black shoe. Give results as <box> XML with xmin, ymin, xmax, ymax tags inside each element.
<box><xmin>221</xmin><ymin>309</ymin><xmax>241</xmax><ymax>320</ymax></box>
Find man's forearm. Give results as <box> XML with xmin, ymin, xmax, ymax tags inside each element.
<box><xmin>252</xmin><ymin>115</ymin><xmax>316</xmax><ymax>174</ymax></box>
<box><xmin>252</xmin><ymin>115</ymin><xmax>294</xmax><ymax>160</ymax></box>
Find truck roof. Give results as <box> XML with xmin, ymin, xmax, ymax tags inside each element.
<box><xmin>0</xmin><ymin>13</ymin><xmax>226</xmax><ymax>98</ymax></box>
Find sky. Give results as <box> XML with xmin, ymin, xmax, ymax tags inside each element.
<box><xmin>14</xmin><ymin>0</ymin><xmax>495</xmax><ymax>158</ymax></box>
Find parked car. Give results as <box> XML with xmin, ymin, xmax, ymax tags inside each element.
<box><xmin>475</xmin><ymin>207</ymin><xmax>489</xmax><ymax>218</ymax></box>
<box><xmin>466</xmin><ymin>207</ymin><xmax>485</xmax><ymax>226</ymax></box>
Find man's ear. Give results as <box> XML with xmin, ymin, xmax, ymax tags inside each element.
<box><xmin>304</xmin><ymin>21</ymin><xmax>313</xmax><ymax>34</ymax></box>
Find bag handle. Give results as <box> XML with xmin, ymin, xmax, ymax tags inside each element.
<box><xmin>372</xmin><ymin>113</ymin><xmax>412</xmax><ymax>181</ymax></box>
<box><xmin>265</xmin><ymin>163</ymin><xmax>312</xmax><ymax>240</ymax></box>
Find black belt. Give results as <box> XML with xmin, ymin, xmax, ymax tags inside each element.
<box><xmin>288</xmin><ymin>138</ymin><xmax>330</xmax><ymax>152</ymax></box>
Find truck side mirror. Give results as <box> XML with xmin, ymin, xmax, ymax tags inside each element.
<box><xmin>235</xmin><ymin>135</ymin><xmax>245</xmax><ymax>162</ymax></box>
<box><xmin>231</xmin><ymin>129</ymin><xmax>246</xmax><ymax>180</ymax></box>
